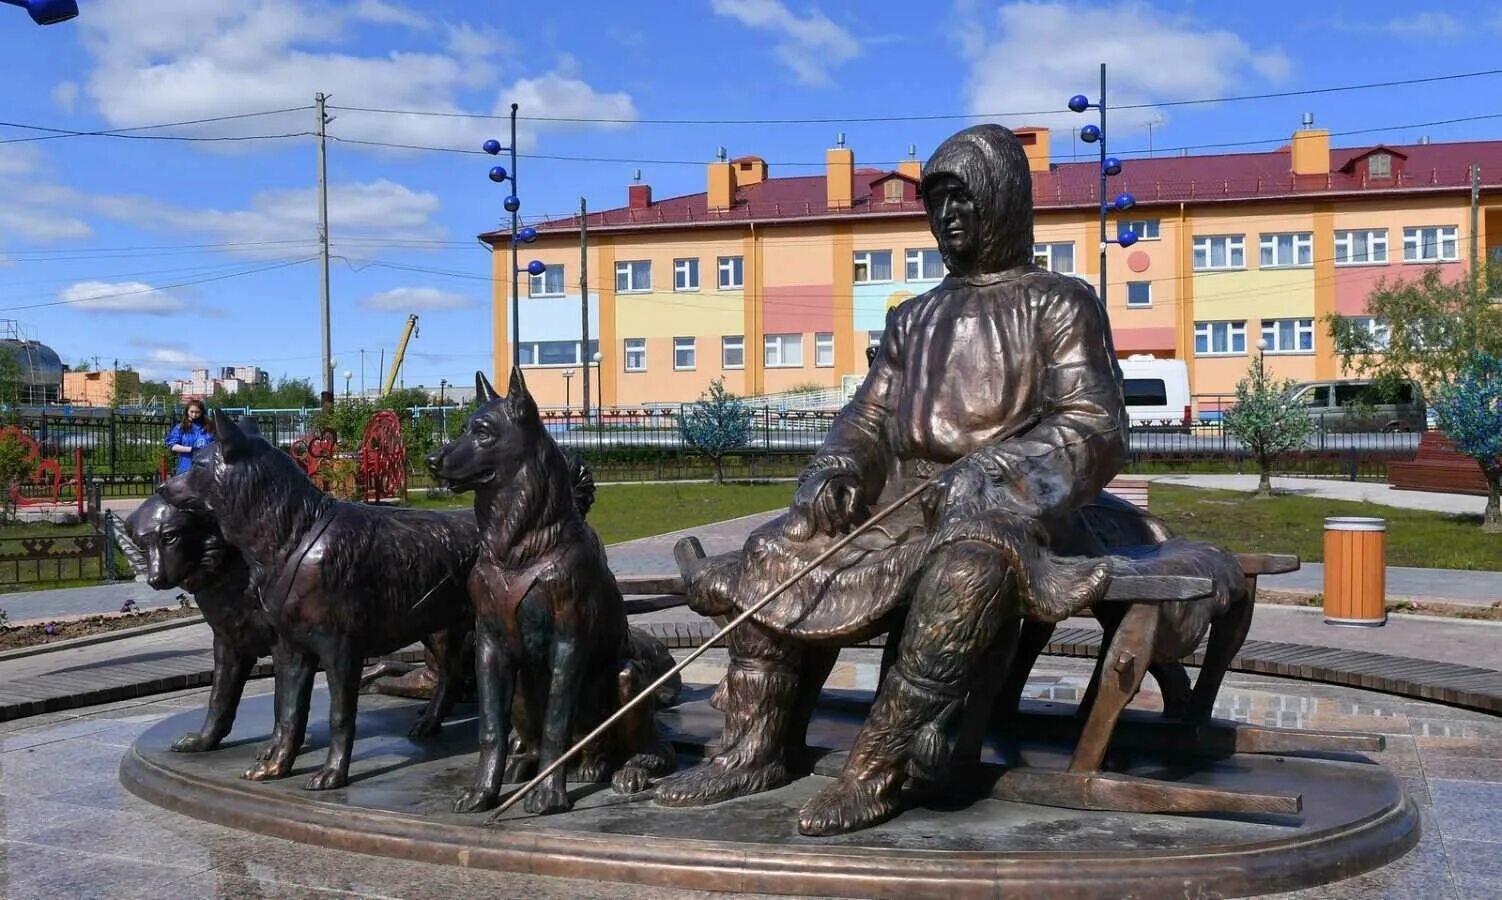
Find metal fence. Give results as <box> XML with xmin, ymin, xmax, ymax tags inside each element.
<box><xmin>10</xmin><ymin>406</ymin><xmax>1428</xmax><ymax>489</ymax></box>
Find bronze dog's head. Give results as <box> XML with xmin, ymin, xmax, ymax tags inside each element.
<box><xmin>427</xmin><ymin>369</ymin><xmax>542</xmax><ymax>494</ymax></box>
<box><xmin>127</xmin><ymin>493</ymin><xmax>234</xmax><ymax>592</ymax></box>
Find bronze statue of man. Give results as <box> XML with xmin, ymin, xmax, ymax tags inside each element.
<box><xmin>658</xmin><ymin>123</ymin><xmax>1133</xmax><ymax>835</ymax></box>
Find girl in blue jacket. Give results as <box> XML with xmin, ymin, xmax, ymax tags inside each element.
<box><xmin>166</xmin><ymin>399</ymin><xmax>216</xmax><ymax>475</ymax></box>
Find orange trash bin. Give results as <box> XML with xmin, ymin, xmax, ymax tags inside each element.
<box><xmin>1322</xmin><ymin>517</ymin><xmax>1387</xmax><ymax>627</ymax></box>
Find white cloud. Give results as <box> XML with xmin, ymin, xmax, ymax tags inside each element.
<box><xmin>88</xmin><ymin>178</ymin><xmax>444</xmax><ymax>257</ymax></box>
<box><xmin>1385</xmin><ymin>12</ymin><xmax>1461</xmax><ymax>37</ymax></box>
<box><xmin>960</xmin><ymin>3</ymin><xmax>1292</xmax><ymax>135</ymax></box>
<box><xmin>361</xmin><ymin>286</ymin><xmax>476</xmax><ymax>311</ymax></box>
<box><xmin>71</xmin><ymin>0</ymin><xmax>635</xmax><ymax>152</ymax></box>
<box><xmin>59</xmin><ymin>281</ymin><xmax>185</xmax><ymax>315</ymax></box>
<box><xmin>128</xmin><ymin>341</ymin><xmax>208</xmax><ymax>379</ymax></box>
<box><xmin>0</xmin><ymin>145</ymin><xmax>42</xmax><ymax>177</ymax></box>
<box><xmin>50</xmin><ymin>81</ymin><xmax>79</xmax><ymax>113</ymax></box>
<box><xmin>710</xmin><ymin>0</ymin><xmax>862</xmax><ymax>87</ymax></box>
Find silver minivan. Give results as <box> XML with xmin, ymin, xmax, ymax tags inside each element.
<box><xmin>1286</xmin><ymin>378</ymin><xmax>1426</xmax><ymax>432</ymax></box>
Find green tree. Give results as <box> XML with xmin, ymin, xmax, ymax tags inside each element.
<box><xmin>0</xmin><ymin>352</ymin><xmax>23</xmax><ymax>419</ymax></box>
<box><xmin>1222</xmin><ymin>349</ymin><xmax>1316</xmax><ymax>498</ymax></box>
<box><xmin>678</xmin><ymin>378</ymin><xmax>752</xmax><ymax>484</ymax></box>
<box><xmin>0</xmin><ymin>429</ymin><xmax>32</xmax><ymax>523</ymax></box>
<box><xmin>212</xmin><ymin>376</ymin><xmax>318</xmax><ymax>410</ymax></box>
<box><xmin>1430</xmin><ymin>353</ymin><xmax>1502</xmax><ymax>533</ymax></box>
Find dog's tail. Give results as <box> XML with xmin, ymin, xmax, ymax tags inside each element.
<box><xmin>561</xmin><ymin>447</ymin><xmax>597</xmax><ymax>518</ymax></box>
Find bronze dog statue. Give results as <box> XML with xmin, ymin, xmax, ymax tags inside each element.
<box><xmin>160</xmin><ymin>413</ymin><xmax>477</xmax><ymax>791</ymax></box>
<box><xmin>127</xmin><ymin>492</ymin><xmax>276</xmax><ymax>753</ymax></box>
<box><xmin>427</xmin><ymin>370</ymin><xmax>677</xmax><ymax>817</ymax></box>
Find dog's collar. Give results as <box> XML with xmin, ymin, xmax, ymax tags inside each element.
<box><xmin>262</xmin><ymin>504</ymin><xmax>342</xmax><ymax>616</ymax></box>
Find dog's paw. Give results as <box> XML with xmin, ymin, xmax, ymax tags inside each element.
<box><xmin>573</xmin><ymin>754</ymin><xmax>611</xmax><ymax>784</ymax></box>
<box><xmin>242</xmin><ymin>758</ymin><xmax>290</xmax><ymax>781</ymax></box>
<box><xmin>170</xmin><ymin>732</ymin><xmax>214</xmax><ymax>753</ymax></box>
<box><xmin>523</xmin><ymin>781</ymin><xmax>573</xmax><ymax>815</ymax></box>
<box><xmin>611</xmin><ymin>765</ymin><xmax>652</xmax><ymax>795</ymax></box>
<box><xmin>453</xmin><ymin>787</ymin><xmax>498</xmax><ymax>814</ymax></box>
<box><xmin>303</xmin><ymin>766</ymin><xmax>348</xmax><ymax>791</ymax></box>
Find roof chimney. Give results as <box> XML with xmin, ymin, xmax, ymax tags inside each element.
<box><xmin>628</xmin><ymin>171</ymin><xmax>652</xmax><ymax>210</ymax></box>
<box><xmin>898</xmin><ymin>143</ymin><xmax>922</xmax><ymax>181</ymax></box>
<box><xmin>1013</xmin><ymin>127</ymin><xmax>1051</xmax><ymax>174</ymax></box>
<box><xmin>826</xmin><ymin>135</ymin><xmax>854</xmax><ymax>210</ymax></box>
<box><xmin>734</xmin><ymin>155</ymin><xmax>767</xmax><ymax>186</ymax></box>
<box><xmin>1419</xmin><ymin>135</ymin><xmax>1431</xmax><ymax>145</ymax></box>
<box><xmin>707</xmin><ymin>146</ymin><xmax>735</xmax><ymax>211</ymax></box>
<box><xmin>1291</xmin><ymin>114</ymin><xmax>1330</xmax><ymax>177</ymax></box>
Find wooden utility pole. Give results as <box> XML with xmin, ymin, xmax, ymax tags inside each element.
<box><xmin>579</xmin><ymin>196</ymin><xmax>591</xmax><ymax>421</ymax></box>
<box><xmin>1470</xmin><ymin>162</ymin><xmax>1482</xmax><ymax>297</ymax></box>
<box><xmin>316</xmin><ymin>92</ymin><xmax>333</xmax><ymax>410</ymax></box>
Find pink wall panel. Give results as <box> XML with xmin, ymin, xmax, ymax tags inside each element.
<box><xmin>1112</xmin><ymin>326</ymin><xmax>1177</xmax><ymax>353</ymax></box>
<box><xmin>1333</xmin><ymin>265</ymin><xmax>1395</xmax><ymax>316</ymax></box>
<box><xmin>765</xmin><ymin>284</ymin><xmax>834</xmax><ymax>333</ymax></box>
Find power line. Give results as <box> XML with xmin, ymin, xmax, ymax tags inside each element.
<box><xmin>0</xmin><ymin>106</ymin><xmax>314</xmax><ymax>145</ymax></box>
<box><xmin>3</xmin><ymin>239</ymin><xmax>319</xmax><ymax>256</ymax></box>
<box><xmin>0</xmin><ymin>257</ymin><xmax>317</xmax><ymax>312</ymax></box>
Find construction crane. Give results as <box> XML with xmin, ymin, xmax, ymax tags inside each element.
<box><xmin>382</xmin><ymin>314</ymin><xmax>419</xmax><ymax>396</ymax></box>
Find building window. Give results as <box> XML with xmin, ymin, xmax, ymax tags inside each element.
<box><xmin>1403</xmin><ymin>226</ymin><xmax>1459</xmax><ymax>262</ymax></box>
<box><xmin>1193</xmin><ymin>235</ymin><xmax>1246</xmax><ymax>270</ymax></box>
<box><xmin>1368</xmin><ymin>153</ymin><xmax>1392</xmax><ymax>179</ymax></box>
<box><xmin>722</xmin><ymin>335</ymin><xmax>745</xmax><ymax>369</ymax></box>
<box><xmin>815</xmin><ymin>332</ymin><xmax>834</xmax><ymax>367</ymax></box>
<box><xmin>1348</xmin><ymin>316</ymin><xmax>1391</xmax><ymax>350</ymax></box>
<box><xmin>905</xmin><ymin>248</ymin><xmax>944</xmax><ymax>281</ymax></box>
<box><xmin>1033</xmin><ymin>242</ymin><xmax>1075</xmax><ymax>274</ymax></box>
<box><xmin>1193</xmin><ymin>321</ymin><xmax>1247</xmax><ymax>356</ymax></box>
<box><xmin>1126</xmin><ymin>281</ymin><xmax>1151</xmax><ymax>307</ymax></box>
<box><xmin>1259</xmin><ymin>232</ymin><xmax>1313</xmax><ymax>268</ymax></box>
<box><xmin>718</xmin><ymin>256</ymin><xmax>744</xmax><ymax>290</ymax></box>
<box><xmin>528</xmin><ymin>264</ymin><xmax>565</xmax><ymax>297</ymax></box>
<box><xmin>883</xmin><ymin>180</ymin><xmax>904</xmax><ymax>203</ymax></box>
<box><xmin>764</xmin><ymin>333</ymin><xmax>804</xmax><ymax>368</ymax></box>
<box><xmin>674</xmin><ymin>258</ymin><xmax>699</xmax><ymax>291</ymax></box>
<box><xmin>624</xmin><ymin>338</ymin><xmax>646</xmax><ymax>372</ymax></box>
<box><xmin>673</xmin><ymin>337</ymin><xmax>696</xmax><ymax>371</ymax></box>
<box><xmin>519</xmin><ymin>340</ymin><xmax>596</xmax><ymax>367</ymax></box>
<box><xmin>868</xmin><ymin>330</ymin><xmax>883</xmax><ymax>348</ymax></box>
<box><xmin>1261</xmin><ymin>318</ymin><xmax>1315</xmax><ymax>353</ymax></box>
<box><xmin>1334</xmin><ymin>229</ymin><xmax>1388</xmax><ymax>265</ymax></box>
<box><xmin>1122</xmin><ymin>219</ymin><xmax>1160</xmax><ymax>240</ymax></box>
<box><xmin>853</xmin><ymin>250</ymin><xmax>893</xmax><ymax>283</ymax></box>
<box><xmin>616</xmin><ymin>260</ymin><xmax>651</xmax><ymax>292</ymax></box>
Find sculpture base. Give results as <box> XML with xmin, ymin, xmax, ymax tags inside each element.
<box><xmin>120</xmin><ymin>689</ymin><xmax>1418</xmax><ymax>899</ymax></box>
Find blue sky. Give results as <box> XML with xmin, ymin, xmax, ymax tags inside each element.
<box><xmin>2</xmin><ymin>0</ymin><xmax>1501</xmax><ymax>394</ymax></box>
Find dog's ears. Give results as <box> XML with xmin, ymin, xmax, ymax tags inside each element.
<box><xmin>214</xmin><ymin>409</ymin><xmax>253</xmax><ymax>461</ymax></box>
<box><xmin>475</xmin><ymin>370</ymin><xmax>500</xmax><ymax>403</ymax></box>
<box><xmin>506</xmin><ymin>366</ymin><xmax>540</xmax><ymax>424</ymax></box>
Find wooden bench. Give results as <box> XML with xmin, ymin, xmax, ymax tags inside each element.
<box><xmin>1104</xmin><ymin>475</ymin><xmax>1151</xmax><ymax>509</ymax></box>
<box><xmin>1387</xmin><ymin>431</ymin><xmax>1489</xmax><ymax>495</ymax></box>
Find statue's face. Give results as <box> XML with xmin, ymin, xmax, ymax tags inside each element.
<box><xmin>925</xmin><ymin>175</ymin><xmax>980</xmax><ymax>274</ymax></box>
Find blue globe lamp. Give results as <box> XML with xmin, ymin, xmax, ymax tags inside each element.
<box><xmin>504</xmin><ymin>195</ymin><xmax>521</xmax><ymax>213</ymax></box>
<box><xmin>482</xmin><ymin>139</ymin><xmax>503</xmax><ymax>156</ymax></box>
<box><xmin>526</xmin><ymin>260</ymin><xmax>546</xmax><ymax>277</ymax></box>
<box><xmin>1102</xmin><ymin>156</ymin><xmax>1122</xmax><ymax>177</ymax></box>
<box><xmin>1067</xmin><ymin>94</ymin><xmax>1090</xmax><ymax>113</ymax></box>
<box><xmin>517</xmin><ymin>226</ymin><xmax>539</xmax><ymax>244</ymax></box>
<box><xmin>1080</xmin><ymin>124</ymin><xmax>1101</xmax><ymax>144</ymax></box>
<box><xmin>1</xmin><ymin>0</ymin><xmax>77</xmax><ymax>25</ymax></box>
<box><xmin>1117</xmin><ymin>229</ymin><xmax>1138</xmax><ymax>247</ymax></box>
<box><xmin>1114</xmin><ymin>192</ymin><xmax>1136</xmax><ymax>212</ymax></box>
<box><xmin>488</xmin><ymin>166</ymin><xmax>508</xmax><ymax>183</ymax></box>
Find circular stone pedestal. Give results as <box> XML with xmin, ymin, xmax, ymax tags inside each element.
<box><xmin>120</xmin><ymin>687</ymin><xmax>1419</xmax><ymax>899</ymax></box>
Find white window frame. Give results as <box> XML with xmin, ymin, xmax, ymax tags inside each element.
<box><xmin>904</xmin><ymin>248</ymin><xmax>944</xmax><ymax>281</ymax></box>
<box><xmin>623</xmin><ymin>338</ymin><xmax>646</xmax><ymax>372</ymax></box>
<box><xmin>814</xmin><ymin>332</ymin><xmax>834</xmax><ymax>368</ymax></box>
<box><xmin>673</xmin><ymin>336</ymin><xmax>696</xmax><ymax>371</ymax></box>
<box><xmin>1193</xmin><ymin>235</ymin><xmax>1246</xmax><ymax>271</ymax></box>
<box><xmin>868</xmin><ymin>330</ymin><xmax>883</xmax><ymax>348</ymax></box>
<box><xmin>1193</xmin><ymin>321</ymin><xmax>1248</xmax><ymax>356</ymax></box>
<box><xmin>1334</xmin><ymin>229</ymin><xmax>1389</xmax><ymax>266</ymax></box>
<box><xmin>1121</xmin><ymin>219</ymin><xmax>1160</xmax><ymax>240</ymax></box>
<box><xmin>1402</xmin><ymin>226</ymin><xmax>1459</xmax><ymax>263</ymax></box>
<box><xmin>853</xmin><ymin>250</ymin><xmax>893</xmax><ymax>284</ymax></box>
<box><xmin>1033</xmin><ymin>242</ymin><xmax>1075</xmax><ymax>274</ymax></box>
<box><xmin>615</xmin><ymin>260</ymin><xmax>651</xmax><ymax>293</ymax></box>
<box><xmin>1349</xmin><ymin>316</ymin><xmax>1391</xmax><ymax>350</ymax></box>
<box><xmin>1126</xmin><ymin>281</ymin><xmax>1152</xmax><ymax>308</ymax></box>
<box><xmin>528</xmin><ymin>263</ymin><xmax>565</xmax><ymax>298</ymax></box>
<box><xmin>721</xmin><ymin>335</ymin><xmax>745</xmax><ymax>370</ymax></box>
<box><xmin>1368</xmin><ymin>153</ymin><xmax>1392</xmax><ymax>179</ymax></box>
<box><xmin>763</xmin><ymin>333</ymin><xmax>804</xmax><ymax>368</ymax></box>
<box><xmin>1260</xmin><ymin>318</ymin><xmax>1315</xmax><ymax>354</ymax></box>
<box><xmin>1258</xmin><ymin>232</ymin><xmax>1313</xmax><ymax>268</ymax></box>
<box><xmin>518</xmin><ymin>340</ymin><xmax>590</xmax><ymax>368</ymax></box>
<box><xmin>717</xmin><ymin>255</ymin><xmax>744</xmax><ymax>290</ymax></box>
<box><xmin>673</xmin><ymin>258</ymin><xmax>700</xmax><ymax>291</ymax></box>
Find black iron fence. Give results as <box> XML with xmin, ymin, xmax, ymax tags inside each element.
<box><xmin>11</xmin><ymin>406</ymin><xmax>1428</xmax><ymax>490</ymax></box>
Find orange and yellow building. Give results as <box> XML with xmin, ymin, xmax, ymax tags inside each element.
<box><xmin>482</xmin><ymin>124</ymin><xmax>1502</xmax><ymax>409</ymax></box>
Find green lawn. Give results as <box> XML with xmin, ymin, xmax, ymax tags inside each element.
<box><xmin>1151</xmin><ymin>484</ymin><xmax>1502</xmax><ymax>571</ymax></box>
<box><xmin>406</xmin><ymin>482</ymin><xmax>792</xmax><ymax>545</ymax></box>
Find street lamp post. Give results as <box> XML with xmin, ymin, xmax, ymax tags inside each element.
<box><xmin>483</xmin><ymin>108</ymin><xmax>544</xmax><ymax>370</ymax></box>
<box><xmin>0</xmin><ymin>0</ymin><xmax>77</xmax><ymax>25</ymax></box>
<box><xmin>591</xmin><ymin>351</ymin><xmax>603</xmax><ymax>414</ymax></box>
<box><xmin>562</xmin><ymin>368</ymin><xmax>574</xmax><ymax>416</ymax></box>
<box><xmin>438</xmin><ymin>378</ymin><xmax>449</xmax><ymax>440</ymax></box>
<box><xmin>1068</xmin><ymin>63</ymin><xmax>1138</xmax><ymax>308</ymax></box>
<box><xmin>343</xmin><ymin>370</ymin><xmax>352</xmax><ymax>398</ymax></box>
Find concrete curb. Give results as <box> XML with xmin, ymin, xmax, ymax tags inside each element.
<box><xmin>0</xmin><ymin>613</ymin><xmax>205</xmax><ymax>663</ymax></box>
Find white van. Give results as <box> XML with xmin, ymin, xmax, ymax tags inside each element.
<box><xmin>1117</xmin><ymin>355</ymin><xmax>1192</xmax><ymax>427</ymax></box>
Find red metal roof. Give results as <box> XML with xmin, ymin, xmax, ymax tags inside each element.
<box><xmin>480</xmin><ymin>138</ymin><xmax>1502</xmax><ymax>242</ymax></box>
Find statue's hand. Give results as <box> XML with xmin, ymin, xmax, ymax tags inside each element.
<box><xmin>785</xmin><ymin>469</ymin><xmax>868</xmax><ymax>541</ymax></box>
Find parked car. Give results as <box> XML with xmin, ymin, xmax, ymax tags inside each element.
<box><xmin>1118</xmin><ymin>355</ymin><xmax>1193</xmax><ymax>427</ymax></box>
<box><xmin>1285</xmin><ymin>378</ymin><xmax>1426</xmax><ymax>433</ymax></box>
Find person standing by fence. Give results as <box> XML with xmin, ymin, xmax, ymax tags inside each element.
<box><xmin>166</xmin><ymin>400</ymin><xmax>215</xmax><ymax>475</ymax></box>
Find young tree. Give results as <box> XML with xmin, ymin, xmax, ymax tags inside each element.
<box><xmin>0</xmin><ymin>429</ymin><xmax>31</xmax><ymax>523</ymax></box>
<box><xmin>1430</xmin><ymin>353</ymin><xmax>1502</xmax><ymax>533</ymax></box>
<box><xmin>1222</xmin><ymin>348</ymin><xmax>1316</xmax><ymax>498</ymax></box>
<box><xmin>678</xmin><ymin>378</ymin><xmax>753</xmax><ymax>485</ymax></box>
